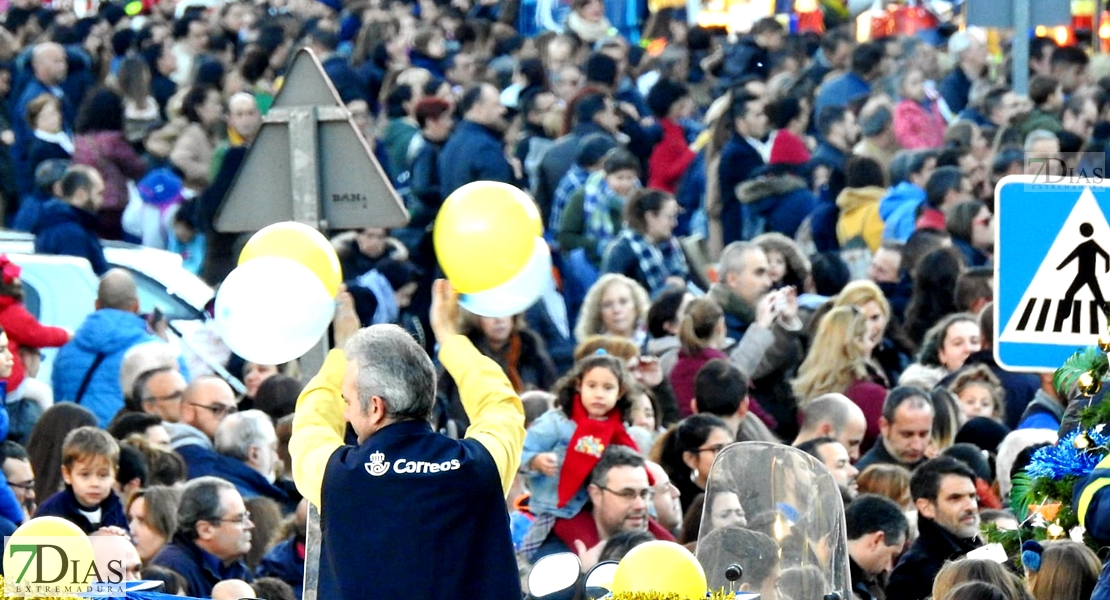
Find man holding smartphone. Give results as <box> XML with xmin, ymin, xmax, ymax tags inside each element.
<box><xmin>708</xmin><ymin>241</ymin><xmax>806</xmax><ymax>440</ymax></box>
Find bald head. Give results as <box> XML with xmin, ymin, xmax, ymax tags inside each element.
<box><xmin>211</xmin><ymin>579</ymin><xmax>254</xmax><ymax>600</ymax></box>
<box><xmin>182</xmin><ymin>376</ymin><xmax>238</xmax><ymax>439</ymax></box>
<box><xmin>32</xmin><ymin>43</ymin><xmax>67</xmax><ymax>86</ymax></box>
<box><xmin>227</xmin><ymin>92</ymin><xmax>261</xmax><ymax>142</ymax></box>
<box><xmin>795</xmin><ymin>393</ymin><xmax>868</xmax><ymax>461</ymax></box>
<box><xmin>96</xmin><ymin>269</ymin><xmax>139</xmax><ymax>312</ymax></box>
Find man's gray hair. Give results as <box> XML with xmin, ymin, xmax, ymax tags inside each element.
<box><xmin>214</xmin><ymin>409</ymin><xmax>275</xmax><ymax>461</ymax></box>
<box><xmin>177</xmin><ymin>476</ymin><xmax>235</xmax><ymax>538</ymax></box>
<box><xmin>1024</xmin><ymin>129</ymin><xmax>1059</xmax><ymax>151</ymax></box>
<box><xmin>344</xmin><ymin>325</ymin><xmax>436</xmax><ymax>421</ymax></box>
<box><xmin>120</xmin><ymin>342</ymin><xmax>179</xmax><ymax>401</ymax></box>
<box><xmin>718</xmin><ymin>241</ymin><xmax>758</xmax><ymax>278</ymax></box>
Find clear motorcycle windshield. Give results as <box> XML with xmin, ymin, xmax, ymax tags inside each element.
<box><xmin>694</xmin><ymin>442</ymin><xmax>851</xmax><ymax>600</ymax></box>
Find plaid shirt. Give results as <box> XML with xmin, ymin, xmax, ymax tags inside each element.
<box><xmin>548</xmin><ymin>165</ymin><xmax>589</xmax><ymax>238</ymax></box>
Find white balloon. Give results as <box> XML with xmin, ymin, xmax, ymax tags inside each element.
<box><xmin>215</xmin><ymin>256</ymin><xmax>334</xmax><ymax>365</ymax></box>
<box><xmin>459</xmin><ymin>238</ymin><xmax>552</xmax><ymax>317</ymax></box>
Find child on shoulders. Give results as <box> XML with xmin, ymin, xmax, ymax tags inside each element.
<box><xmin>521</xmin><ymin>353</ymin><xmax>639</xmax><ymax>519</ymax></box>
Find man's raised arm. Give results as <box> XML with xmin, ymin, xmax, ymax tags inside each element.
<box><xmin>431</xmin><ymin>280</ymin><xmax>526</xmax><ymax>496</ymax></box>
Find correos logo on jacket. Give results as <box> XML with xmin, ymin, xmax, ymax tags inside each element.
<box><xmin>364</xmin><ymin>450</ymin><xmax>462</xmax><ymax>477</ymax></box>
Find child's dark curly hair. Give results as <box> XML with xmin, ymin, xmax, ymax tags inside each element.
<box><xmin>554</xmin><ymin>354</ymin><xmax>632</xmax><ymax>420</ymax></box>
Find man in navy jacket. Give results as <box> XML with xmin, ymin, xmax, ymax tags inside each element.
<box><xmin>151</xmin><ymin>476</ymin><xmax>254</xmax><ymax>597</ymax></box>
<box><xmin>438</xmin><ymin>83</ymin><xmax>520</xmax><ymax>198</ymax></box>
<box><xmin>34</xmin><ymin>165</ymin><xmax>108</xmax><ymax>275</ymax></box>
<box><xmin>291</xmin><ymin>280</ymin><xmax>525</xmax><ymax>600</ymax></box>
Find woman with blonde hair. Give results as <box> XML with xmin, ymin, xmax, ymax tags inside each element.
<box><xmin>831</xmin><ymin>279</ymin><xmax>914</xmax><ymax>384</ymax></box>
<box><xmin>574</xmin><ymin>274</ymin><xmax>652</xmax><ymax>345</ymax></box>
<box><xmin>1024</xmin><ymin>540</ymin><xmax>1100</xmax><ymax>600</ymax></box>
<box><xmin>793</xmin><ymin>307</ymin><xmax>889</xmax><ymax>450</ymax></box>
<box><xmin>667</xmin><ymin>298</ymin><xmax>726</xmax><ymax>418</ymax></box>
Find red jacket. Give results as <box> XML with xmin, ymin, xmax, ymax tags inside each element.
<box><xmin>648</xmin><ymin>119</ymin><xmax>696</xmax><ymax>194</ymax></box>
<box><xmin>669</xmin><ymin>347</ymin><xmax>728</xmax><ymax>419</ymax></box>
<box><xmin>0</xmin><ymin>295</ymin><xmax>69</xmax><ymax>391</ymax></box>
<box><xmin>893</xmin><ymin>99</ymin><xmax>946</xmax><ymax>150</ymax></box>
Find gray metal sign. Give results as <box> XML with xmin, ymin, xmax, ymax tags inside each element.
<box><xmin>213</xmin><ymin>48</ymin><xmax>409</xmax><ymax>232</ymax></box>
<box><xmin>964</xmin><ymin>0</ymin><xmax>1069</xmax><ymax>28</ymax></box>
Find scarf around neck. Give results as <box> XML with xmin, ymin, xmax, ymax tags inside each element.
<box><xmin>583</xmin><ymin>171</ymin><xmax>627</xmax><ymax>250</ymax></box>
<box><xmin>566</xmin><ymin>11</ymin><xmax>613</xmax><ymax>42</ymax></box>
<box><xmin>621</xmin><ymin>228</ymin><xmax>688</xmax><ymax>296</ymax></box>
<box><xmin>557</xmin><ymin>394</ymin><xmax>638</xmax><ymax>507</ymax></box>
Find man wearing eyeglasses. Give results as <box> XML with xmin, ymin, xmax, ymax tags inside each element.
<box><xmin>167</xmin><ymin>376</ymin><xmax>238</xmax><ymax>475</ymax></box>
<box><xmin>131</xmin><ymin>366</ymin><xmax>186</xmax><ymax>423</ymax></box>
<box><xmin>1</xmin><ymin>440</ymin><xmax>35</xmax><ymax>520</ymax></box>
<box><xmin>151</xmin><ymin>476</ymin><xmax>254</xmax><ymax>597</ymax></box>
<box><xmin>531</xmin><ymin>446</ymin><xmax>675</xmax><ymax>565</ymax></box>
<box><xmin>291</xmin><ymin>280</ymin><xmax>525</xmax><ymax>600</ymax></box>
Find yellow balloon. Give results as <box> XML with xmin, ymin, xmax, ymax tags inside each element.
<box><xmin>239</xmin><ymin>222</ymin><xmax>342</xmax><ymax>297</ymax></box>
<box><xmin>611</xmin><ymin>541</ymin><xmax>708</xmax><ymax>599</ymax></box>
<box><xmin>433</xmin><ymin>181</ymin><xmax>543</xmax><ymax>294</ymax></box>
<box><xmin>4</xmin><ymin>517</ymin><xmax>96</xmax><ymax>588</ymax></box>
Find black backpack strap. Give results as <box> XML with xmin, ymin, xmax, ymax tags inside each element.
<box><xmin>74</xmin><ymin>353</ymin><xmax>108</xmax><ymax>404</ymax></box>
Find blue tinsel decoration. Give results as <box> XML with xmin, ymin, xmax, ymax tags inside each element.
<box><xmin>1025</xmin><ymin>429</ymin><xmax>1110</xmax><ymax>481</ymax></box>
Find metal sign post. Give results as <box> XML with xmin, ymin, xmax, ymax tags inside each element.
<box><xmin>213</xmin><ymin>48</ymin><xmax>409</xmax><ymax>600</ymax></box>
<box><xmin>965</xmin><ymin>0</ymin><xmax>1070</xmax><ymax>95</ymax></box>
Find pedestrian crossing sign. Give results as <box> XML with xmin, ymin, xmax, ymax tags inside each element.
<box><xmin>995</xmin><ymin>176</ymin><xmax>1110</xmax><ymax>371</ymax></box>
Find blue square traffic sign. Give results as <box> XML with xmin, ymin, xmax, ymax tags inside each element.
<box><xmin>995</xmin><ymin>176</ymin><xmax>1110</xmax><ymax>371</ymax></box>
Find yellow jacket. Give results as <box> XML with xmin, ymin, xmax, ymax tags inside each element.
<box><xmin>836</xmin><ymin>185</ymin><xmax>887</xmax><ymax>253</ymax></box>
<box><xmin>289</xmin><ymin>334</ymin><xmax>525</xmax><ymax>508</ymax></box>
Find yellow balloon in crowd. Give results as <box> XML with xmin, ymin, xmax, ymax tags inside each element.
<box><xmin>3</xmin><ymin>517</ymin><xmax>96</xmax><ymax>587</ymax></box>
<box><xmin>611</xmin><ymin>541</ymin><xmax>708</xmax><ymax>599</ymax></box>
<box><xmin>239</xmin><ymin>222</ymin><xmax>343</xmax><ymax>297</ymax></box>
<box><xmin>433</xmin><ymin>181</ymin><xmax>543</xmax><ymax>294</ymax></box>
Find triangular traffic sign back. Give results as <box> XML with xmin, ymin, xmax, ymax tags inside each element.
<box><xmin>213</xmin><ymin>48</ymin><xmax>408</xmax><ymax>233</ymax></box>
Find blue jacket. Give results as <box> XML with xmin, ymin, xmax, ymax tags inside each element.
<box><xmin>35</xmin><ymin>486</ymin><xmax>127</xmax><ymax>534</ymax></box>
<box><xmin>952</xmin><ymin>237</ymin><xmax>989</xmax><ymax>267</ymax></box>
<box><xmin>33</xmin><ymin>199</ymin><xmax>108</xmax><ymax>275</ymax></box>
<box><xmin>438</xmin><ymin>120</ymin><xmax>516</xmax><ymax>198</ymax></box>
<box><xmin>318</xmin><ymin>420</ymin><xmax>520</xmax><ymax>600</ymax></box>
<box><xmin>52</xmin><ymin>309</ymin><xmax>163</xmax><ymax>427</ymax></box>
<box><xmin>879</xmin><ymin>182</ymin><xmax>927</xmax><ymax>242</ymax></box>
<box><xmin>321</xmin><ymin>55</ymin><xmax>367</xmax><ymax>104</ymax></box>
<box><xmin>520</xmin><ymin>409</ymin><xmax>588</xmax><ymax>519</ymax></box>
<box><xmin>736</xmin><ymin>174</ymin><xmax>817</xmax><ymax>239</ymax></box>
<box><xmin>815</xmin><ymin>72</ymin><xmax>871</xmax><ymax>115</ymax></box>
<box><xmin>151</xmin><ymin>532</ymin><xmax>253</xmax><ymax>598</ymax></box>
<box><xmin>179</xmin><ymin>444</ymin><xmax>295</xmax><ymax>513</ymax></box>
<box><xmin>256</xmin><ymin>538</ymin><xmax>304</xmax><ymax>600</ymax></box>
<box><xmin>939</xmin><ymin>67</ymin><xmax>973</xmax><ymax>114</ymax></box>
<box><xmin>718</xmin><ymin>134</ymin><xmax>765</xmax><ymax>246</ymax></box>
<box><xmin>12</xmin><ymin>79</ymin><xmax>72</xmax><ymax>195</ymax></box>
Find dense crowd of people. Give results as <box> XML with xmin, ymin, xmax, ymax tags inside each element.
<box><xmin>0</xmin><ymin>0</ymin><xmax>1109</xmax><ymax>597</ymax></box>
